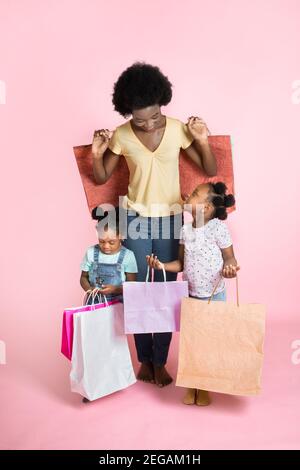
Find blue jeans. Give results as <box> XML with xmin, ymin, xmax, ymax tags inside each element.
<box><xmin>122</xmin><ymin>212</ymin><xmax>183</xmax><ymax>366</ymax></box>
<box><xmin>190</xmin><ymin>290</ymin><xmax>227</xmax><ymax>302</ymax></box>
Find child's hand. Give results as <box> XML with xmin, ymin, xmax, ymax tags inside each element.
<box><xmin>222</xmin><ymin>263</ymin><xmax>240</xmax><ymax>278</ymax></box>
<box><xmin>85</xmin><ymin>288</ymin><xmax>98</xmax><ymax>295</ymax></box>
<box><xmin>92</xmin><ymin>129</ymin><xmax>113</xmax><ymax>157</ymax></box>
<box><xmin>187</xmin><ymin>116</ymin><xmax>210</xmax><ymax>142</ymax></box>
<box><xmin>146</xmin><ymin>254</ymin><xmax>164</xmax><ymax>270</ymax></box>
<box><xmin>98</xmin><ymin>284</ymin><xmax>120</xmax><ymax>295</ymax></box>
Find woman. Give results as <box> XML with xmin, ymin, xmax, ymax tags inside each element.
<box><xmin>92</xmin><ymin>62</ymin><xmax>217</xmax><ymax>387</ymax></box>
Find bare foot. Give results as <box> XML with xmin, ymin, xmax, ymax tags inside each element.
<box><xmin>154</xmin><ymin>365</ymin><xmax>173</xmax><ymax>387</ymax></box>
<box><xmin>82</xmin><ymin>397</ymin><xmax>90</xmax><ymax>403</ymax></box>
<box><xmin>196</xmin><ymin>389</ymin><xmax>211</xmax><ymax>406</ymax></box>
<box><xmin>183</xmin><ymin>388</ymin><xmax>196</xmax><ymax>405</ymax></box>
<box><xmin>137</xmin><ymin>362</ymin><xmax>155</xmax><ymax>383</ymax></box>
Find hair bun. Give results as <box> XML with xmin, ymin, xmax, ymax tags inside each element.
<box><xmin>212</xmin><ymin>182</ymin><xmax>227</xmax><ymax>195</ymax></box>
<box><xmin>212</xmin><ymin>195</ymin><xmax>224</xmax><ymax>207</ymax></box>
<box><xmin>215</xmin><ymin>206</ymin><xmax>228</xmax><ymax>220</ymax></box>
<box><xmin>91</xmin><ymin>208</ymin><xmax>109</xmax><ymax>221</ymax></box>
<box><xmin>224</xmin><ymin>194</ymin><xmax>235</xmax><ymax>208</ymax></box>
<box><xmin>92</xmin><ymin>207</ymin><xmax>120</xmax><ymax>222</ymax></box>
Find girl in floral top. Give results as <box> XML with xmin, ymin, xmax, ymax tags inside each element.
<box><xmin>147</xmin><ymin>182</ymin><xmax>240</xmax><ymax>406</ymax></box>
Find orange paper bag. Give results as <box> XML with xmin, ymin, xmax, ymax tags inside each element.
<box><xmin>73</xmin><ymin>135</ymin><xmax>235</xmax><ymax>213</ymax></box>
<box><xmin>176</xmin><ymin>279</ymin><xmax>266</xmax><ymax>396</ymax></box>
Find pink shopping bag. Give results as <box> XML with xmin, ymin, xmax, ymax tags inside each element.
<box><xmin>123</xmin><ymin>267</ymin><xmax>189</xmax><ymax>334</ymax></box>
<box><xmin>61</xmin><ymin>295</ymin><xmax>119</xmax><ymax>360</ymax></box>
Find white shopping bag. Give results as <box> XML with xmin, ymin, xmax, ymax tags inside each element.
<box><xmin>70</xmin><ymin>300</ymin><xmax>136</xmax><ymax>401</ymax></box>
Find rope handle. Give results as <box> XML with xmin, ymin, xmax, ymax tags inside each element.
<box><xmin>208</xmin><ymin>273</ymin><xmax>239</xmax><ymax>307</ymax></box>
<box><xmin>83</xmin><ymin>288</ymin><xmax>108</xmax><ymax>307</ymax></box>
<box><xmin>146</xmin><ymin>265</ymin><xmax>167</xmax><ymax>283</ymax></box>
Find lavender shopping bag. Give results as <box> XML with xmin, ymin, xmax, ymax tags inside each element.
<box><xmin>123</xmin><ymin>267</ymin><xmax>189</xmax><ymax>334</ymax></box>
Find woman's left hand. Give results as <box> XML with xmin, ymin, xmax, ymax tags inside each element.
<box><xmin>181</xmin><ymin>193</ymin><xmax>190</xmax><ymax>202</ymax></box>
<box><xmin>187</xmin><ymin>116</ymin><xmax>210</xmax><ymax>142</ymax></box>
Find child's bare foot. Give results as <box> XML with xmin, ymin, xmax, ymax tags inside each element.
<box><xmin>183</xmin><ymin>388</ymin><xmax>196</xmax><ymax>405</ymax></box>
<box><xmin>154</xmin><ymin>365</ymin><xmax>173</xmax><ymax>387</ymax></box>
<box><xmin>196</xmin><ymin>389</ymin><xmax>211</xmax><ymax>406</ymax></box>
<box><xmin>137</xmin><ymin>362</ymin><xmax>155</xmax><ymax>383</ymax></box>
<box><xmin>82</xmin><ymin>397</ymin><xmax>90</xmax><ymax>403</ymax></box>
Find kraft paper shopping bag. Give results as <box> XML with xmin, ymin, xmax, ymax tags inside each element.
<box><xmin>176</xmin><ymin>277</ymin><xmax>266</xmax><ymax>396</ymax></box>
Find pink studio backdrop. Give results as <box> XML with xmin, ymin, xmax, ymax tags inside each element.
<box><xmin>1</xmin><ymin>0</ymin><xmax>300</xmax><ymax>450</ymax></box>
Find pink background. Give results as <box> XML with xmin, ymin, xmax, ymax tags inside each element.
<box><xmin>1</xmin><ymin>0</ymin><xmax>300</xmax><ymax>449</ymax></box>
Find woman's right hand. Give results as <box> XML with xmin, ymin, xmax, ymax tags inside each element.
<box><xmin>146</xmin><ymin>254</ymin><xmax>164</xmax><ymax>270</ymax></box>
<box><xmin>92</xmin><ymin>129</ymin><xmax>113</xmax><ymax>157</ymax></box>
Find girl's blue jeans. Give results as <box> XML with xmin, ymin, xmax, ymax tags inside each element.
<box><xmin>190</xmin><ymin>290</ymin><xmax>227</xmax><ymax>302</ymax></box>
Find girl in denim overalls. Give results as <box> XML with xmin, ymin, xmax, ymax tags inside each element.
<box><xmin>80</xmin><ymin>213</ymin><xmax>138</xmax><ymax>305</ymax></box>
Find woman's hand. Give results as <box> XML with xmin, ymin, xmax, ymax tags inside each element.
<box><xmin>222</xmin><ymin>262</ymin><xmax>240</xmax><ymax>278</ymax></box>
<box><xmin>187</xmin><ymin>116</ymin><xmax>210</xmax><ymax>143</ymax></box>
<box><xmin>92</xmin><ymin>129</ymin><xmax>113</xmax><ymax>157</ymax></box>
<box><xmin>181</xmin><ymin>193</ymin><xmax>190</xmax><ymax>203</ymax></box>
<box><xmin>146</xmin><ymin>254</ymin><xmax>164</xmax><ymax>270</ymax></box>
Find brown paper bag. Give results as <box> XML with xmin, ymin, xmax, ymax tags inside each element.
<box><xmin>176</xmin><ymin>278</ymin><xmax>266</xmax><ymax>396</ymax></box>
<box><xmin>73</xmin><ymin>135</ymin><xmax>235</xmax><ymax>213</ymax></box>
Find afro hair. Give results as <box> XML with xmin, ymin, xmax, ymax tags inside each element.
<box><xmin>112</xmin><ymin>62</ymin><xmax>173</xmax><ymax>117</ymax></box>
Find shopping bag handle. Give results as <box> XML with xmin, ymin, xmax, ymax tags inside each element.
<box><xmin>92</xmin><ymin>289</ymin><xmax>109</xmax><ymax>306</ymax></box>
<box><xmin>208</xmin><ymin>274</ymin><xmax>239</xmax><ymax>307</ymax></box>
<box><xmin>146</xmin><ymin>265</ymin><xmax>167</xmax><ymax>283</ymax></box>
<box><xmin>83</xmin><ymin>289</ymin><xmax>108</xmax><ymax>307</ymax></box>
<box><xmin>83</xmin><ymin>290</ymin><xmax>93</xmax><ymax>305</ymax></box>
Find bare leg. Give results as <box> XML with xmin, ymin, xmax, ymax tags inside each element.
<box><xmin>137</xmin><ymin>361</ymin><xmax>155</xmax><ymax>383</ymax></box>
<box><xmin>183</xmin><ymin>388</ymin><xmax>196</xmax><ymax>405</ymax></box>
<box><xmin>196</xmin><ymin>389</ymin><xmax>211</xmax><ymax>406</ymax></box>
<box><xmin>154</xmin><ymin>365</ymin><xmax>173</xmax><ymax>387</ymax></box>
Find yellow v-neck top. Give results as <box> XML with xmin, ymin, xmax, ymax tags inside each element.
<box><xmin>108</xmin><ymin>116</ymin><xmax>194</xmax><ymax>217</ymax></box>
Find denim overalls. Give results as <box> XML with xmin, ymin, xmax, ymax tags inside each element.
<box><xmin>87</xmin><ymin>245</ymin><xmax>126</xmax><ymax>304</ymax></box>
